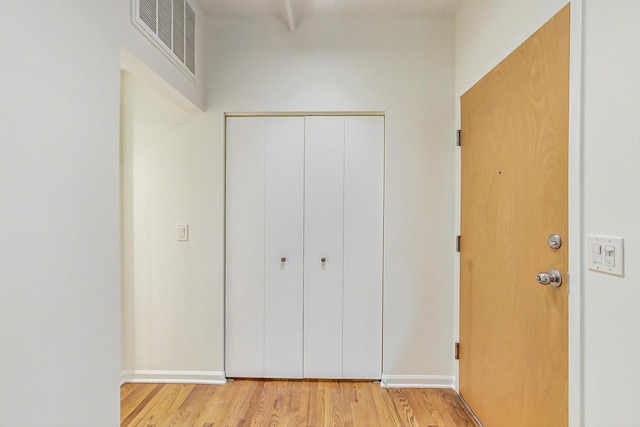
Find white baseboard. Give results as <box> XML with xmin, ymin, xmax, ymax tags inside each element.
<box><xmin>381</xmin><ymin>375</ymin><xmax>455</xmax><ymax>389</ymax></box>
<box><xmin>120</xmin><ymin>370</ymin><xmax>227</xmax><ymax>385</ymax></box>
<box><xmin>121</xmin><ymin>370</ymin><xmax>132</xmax><ymax>386</ymax></box>
<box><xmin>120</xmin><ymin>371</ymin><xmax>450</xmax><ymax>388</ymax></box>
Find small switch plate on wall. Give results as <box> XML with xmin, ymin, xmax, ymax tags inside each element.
<box><xmin>177</xmin><ymin>224</ymin><xmax>189</xmax><ymax>242</ymax></box>
<box><xmin>587</xmin><ymin>235</ymin><xmax>624</xmax><ymax>276</ymax></box>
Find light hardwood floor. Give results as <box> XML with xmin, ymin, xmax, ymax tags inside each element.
<box><xmin>121</xmin><ymin>380</ymin><xmax>479</xmax><ymax>427</ymax></box>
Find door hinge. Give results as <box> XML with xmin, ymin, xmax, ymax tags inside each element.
<box><xmin>456</xmin><ymin>129</ymin><xmax>461</xmax><ymax>147</ymax></box>
<box><xmin>456</xmin><ymin>235</ymin><xmax>461</xmax><ymax>252</ymax></box>
<box><xmin>455</xmin><ymin>342</ymin><xmax>460</xmax><ymax>360</ymax></box>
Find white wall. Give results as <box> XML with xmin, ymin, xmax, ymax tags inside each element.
<box><xmin>582</xmin><ymin>1</ymin><xmax>640</xmax><ymax>425</ymax></box>
<box><xmin>0</xmin><ymin>1</ymin><xmax>120</xmax><ymax>425</ymax></box>
<box><xmin>207</xmin><ymin>14</ymin><xmax>456</xmax><ymax>379</ymax></box>
<box><xmin>120</xmin><ymin>72</ymin><xmax>218</xmax><ymax>375</ymax></box>
<box><xmin>455</xmin><ymin>0</ymin><xmax>570</xmax><ymax>96</ymax></box>
<box><xmin>119</xmin><ymin>0</ymin><xmax>207</xmax><ymax>110</ymax></box>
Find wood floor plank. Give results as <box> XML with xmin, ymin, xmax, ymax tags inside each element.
<box><xmin>121</xmin><ymin>383</ymin><xmax>163</xmax><ymax>425</ymax></box>
<box><xmin>370</xmin><ymin>386</ymin><xmax>407</xmax><ymax>426</ymax></box>
<box><xmin>273</xmin><ymin>380</ymin><xmax>296</xmax><ymax>427</ymax></box>
<box><xmin>121</xmin><ymin>383</ymin><xmax>165</xmax><ymax>427</ymax></box>
<box><xmin>120</xmin><ymin>382</ymin><xmax>140</xmax><ymax>404</ymax></box>
<box><xmin>289</xmin><ymin>379</ymin><xmax>311</xmax><ymax>426</ymax></box>
<box><xmin>151</xmin><ymin>384</ymin><xmax>196</xmax><ymax>425</ymax></box>
<box><xmin>188</xmin><ymin>383</ymin><xmax>229</xmax><ymax>425</ymax></box>
<box><xmin>211</xmin><ymin>379</ymin><xmax>260</xmax><ymax>426</ymax></box>
<box><xmin>350</xmin><ymin>382</ymin><xmax>375</xmax><ymax>427</ymax></box>
<box><xmin>120</xmin><ymin>380</ymin><xmax>479</xmax><ymax>427</ymax></box>
<box><xmin>166</xmin><ymin>384</ymin><xmax>218</xmax><ymax>426</ymax></box>
<box><xmin>406</xmin><ymin>389</ymin><xmax>444</xmax><ymax>426</ymax></box>
<box><xmin>329</xmin><ymin>381</ymin><xmax>350</xmax><ymax>427</ymax></box>
<box><xmin>306</xmin><ymin>380</ymin><xmax>324</xmax><ymax>427</ymax></box>
<box><xmin>126</xmin><ymin>384</ymin><xmax>193</xmax><ymax>427</ymax></box>
<box><xmin>242</xmin><ymin>380</ymin><xmax>274</xmax><ymax>427</ymax></box>
<box><xmin>392</xmin><ymin>389</ymin><xmax>421</xmax><ymax>427</ymax></box>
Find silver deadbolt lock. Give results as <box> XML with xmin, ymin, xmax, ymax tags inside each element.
<box><xmin>536</xmin><ymin>269</ymin><xmax>562</xmax><ymax>288</ymax></box>
<box><xmin>547</xmin><ymin>234</ymin><xmax>562</xmax><ymax>249</ymax></box>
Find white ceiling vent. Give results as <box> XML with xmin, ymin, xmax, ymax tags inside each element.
<box><xmin>133</xmin><ymin>0</ymin><xmax>196</xmax><ymax>80</ymax></box>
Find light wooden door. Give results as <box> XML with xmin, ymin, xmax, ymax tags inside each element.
<box><xmin>460</xmin><ymin>5</ymin><xmax>570</xmax><ymax>426</ymax></box>
<box><xmin>226</xmin><ymin>117</ymin><xmax>304</xmax><ymax>378</ymax></box>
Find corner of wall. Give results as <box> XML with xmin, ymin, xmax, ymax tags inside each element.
<box><xmin>120</xmin><ymin>47</ymin><xmax>202</xmax><ymax>113</ymax></box>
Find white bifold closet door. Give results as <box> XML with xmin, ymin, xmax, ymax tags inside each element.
<box><xmin>226</xmin><ymin>116</ymin><xmax>304</xmax><ymax>378</ymax></box>
<box><xmin>304</xmin><ymin>116</ymin><xmax>384</xmax><ymax>379</ymax></box>
<box><xmin>226</xmin><ymin>115</ymin><xmax>383</xmax><ymax>380</ymax></box>
<box><xmin>303</xmin><ymin>117</ymin><xmax>345</xmax><ymax>378</ymax></box>
<box><xmin>343</xmin><ymin>116</ymin><xmax>384</xmax><ymax>379</ymax></box>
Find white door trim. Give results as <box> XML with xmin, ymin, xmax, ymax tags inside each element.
<box><xmin>568</xmin><ymin>1</ymin><xmax>584</xmax><ymax>425</ymax></box>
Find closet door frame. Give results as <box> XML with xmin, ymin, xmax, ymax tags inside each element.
<box><xmin>224</xmin><ymin>112</ymin><xmax>386</xmax><ymax>380</ymax></box>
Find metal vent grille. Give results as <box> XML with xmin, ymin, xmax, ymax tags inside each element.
<box><xmin>133</xmin><ymin>0</ymin><xmax>196</xmax><ymax>79</ymax></box>
<box><xmin>185</xmin><ymin>2</ymin><xmax>195</xmax><ymax>73</ymax></box>
<box><xmin>172</xmin><ymin>0</ymin><xmax>185</xmax><ymax>62</ymax></box>
<box><xmin>139</xmin><ymin>0</ymin><xmax>156</xmax><ymax>33</ymax></box>
<box><xmin>158</xmin><ymin>0</ymin><xmax>172</xmax><ymax>49</ymax></box>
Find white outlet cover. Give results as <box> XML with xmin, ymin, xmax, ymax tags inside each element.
<box><xmin>587</xmin><ymin>235</ymin><xmax>624</xmax><ymax>276</ymax></box>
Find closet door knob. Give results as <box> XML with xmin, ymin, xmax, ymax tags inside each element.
<box><xmin>281</xmin><ymin>257</ymin><xmax>286</xmax><ymax>263</ymax></box>
<box><xmin>321</xmin><ymin>257</ymin><xmax>327</xmax><ymax>263</ymax></box>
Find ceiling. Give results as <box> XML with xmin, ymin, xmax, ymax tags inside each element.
<box><xmin>200</xmin><ymin>0</ymin><xmax>461</xmax><ymax>17</ymax></box>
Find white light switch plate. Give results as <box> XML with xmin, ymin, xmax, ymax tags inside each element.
<box><xmin>177</xmin><ymin>224</ymin><xmax>189</xmax><ymax>242</ymax></box>
<box><xmin>587</xmin><ymin>235</ymin><xmax>624</xmax><ymax>276</ymax></box>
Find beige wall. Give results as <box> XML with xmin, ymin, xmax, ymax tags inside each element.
<box><xmin>207</xmin><ymin>14</ymin><xmax>457</xmax><ymax>380</ymax></box>
<box><xmin>122</xmin><ymin>13</ymin><xmax>458</xmax><ymax>382</ymax></box>
<box><xmin>455</xmin><ymin>0</ymin><xmax>569</xmax><ymax>96</ymax></box>
<box><xmin>120</xmin><ymin>72</ymin><xmax>219</xmax><ymax>375</ymax></box>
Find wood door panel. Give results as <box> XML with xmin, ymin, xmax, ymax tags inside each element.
<box><xmin>460</xmin><ymin>5</ymin><xmax>569</xmax><ymax>426</ymax></box>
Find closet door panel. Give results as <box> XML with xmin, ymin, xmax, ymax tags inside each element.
<box><xmin>304</xmin><ymin>116</ymin><xmax>345</xmax><ymax>378</ymax></box>
<box><xmin>343</xmin><ymin>116</ymin><xmax>384</xmax><ymax>379</ymax></box>
<box><xmin>264</xmin><ymin>117</ymin><xmax>304</xmax><ymax>378</ymax></box>
<box><xmin>225</xmin><ymin>117</ymin><xmax>266</xmax><ymax>377</ymax></box>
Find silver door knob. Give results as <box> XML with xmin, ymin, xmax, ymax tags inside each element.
<box><xmin>535</xmin><ymin>269</ymin><xmax>562</xmax><ymax>288</ymax></box>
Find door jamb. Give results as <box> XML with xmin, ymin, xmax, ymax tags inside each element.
<box><xmin>568</xmin><ymin>1</ymin><xmax>584</xmax><ymax>425</ymax></box>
